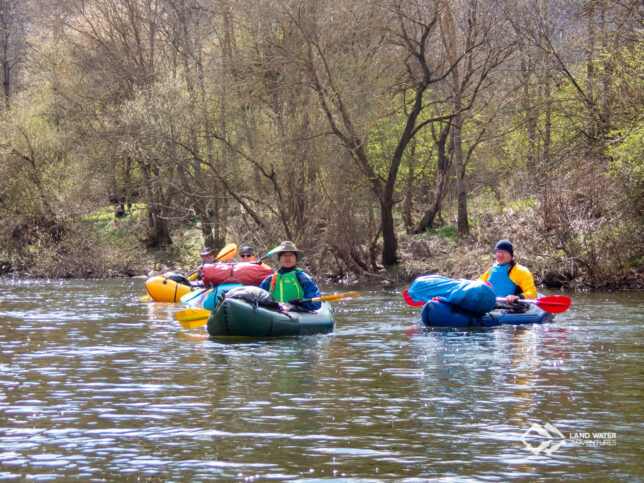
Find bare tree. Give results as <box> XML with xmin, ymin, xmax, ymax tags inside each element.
<box><xmin>277</xmin><ymin>0</ymin><xmax>465</xmax><ymax>265</ymax></box>
<box><xmin>439</xmin><ymin>0</ymin><xmax>512</xmax><ymax>236</ymax></box>
<box><xmin>0</xmin><ymin>0</ymin><xmax>30</xmax><ymax>108</ymax></box>
<box><xmin>506</xmin><ymin>0</ymin><xmax>640</xmax><ymax>145</ymax></box>
<box><xmin>415</xmin><ymin>120</ymin><xmax>451</xmax><ymax>233</ymax></box>
<box><xmin>57</xmin><ymin>0</ymin><xmax>175</xmax><ymax>247</ymax></box>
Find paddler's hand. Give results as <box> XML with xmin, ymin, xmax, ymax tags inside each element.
<box><xmin>505</xmin><ymin>295</ymin><xmax>519</xmax><ymax>303</ymax></box>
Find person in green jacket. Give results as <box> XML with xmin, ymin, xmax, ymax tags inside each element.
<box><xmin>260</xmin><ymin>241</ymin><xmax>321</xmax><ymax>311</ymax></box>
<box><xmin>479</xmin><ymin>239</ymin><xmax>537</xmax><ymax>303</ymax></box>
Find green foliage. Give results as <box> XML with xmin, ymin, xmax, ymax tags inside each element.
<box><xmin>439</xmin><ymin>225</ymin><xmax>457</xmax><ymax>241</ymax></box>
<box><xmin>422</xmin><ymin>224</ymin><xmax>457</xmax><ymax>242</ymax></box>
<box><xmin>598</xmin><ymin>41</ymin><xmax>644</xmax><ymax>127</ymax></box>
<box><xmin>0</xmin><ymin>82</ymin><xmax>103</xmax><ymax>264</ymax></box>
<box><xmin>367</xmin><ymin>92</ymin><xmax>438</xmax><ymax>182</ymax></box>
<box><xmin>509</xmin><ymin>198</ymin><xmax>537</xmax><ymax>212</ymax></box>
<box><xmin>607</xmin><ymin>124</ymin><xmax>644</xmax><ymax>205</ymax></box>
<box><xmin>469</xmin><ymin>189</ymin><xmax>503</xmax><ymax>213</ymax></box>
<box><xmin>84</xmin><ymin>204</ymin><xmax>147</xmax><ymax>223</ymax></box>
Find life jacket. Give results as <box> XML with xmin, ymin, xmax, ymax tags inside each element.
<box><xmin>268</xmin><ymin>268</ymin><xmax>304</xmax><ymax>303</ymax></box>
<box><xmin>487</xmin><ymin>263</ymin><xmax>518</xmax><ymax>297</ymax></box>
<box><xmin>479</xmin><ymin>262</ymin><xmax>538</xmax><ymax>299</ymax></box>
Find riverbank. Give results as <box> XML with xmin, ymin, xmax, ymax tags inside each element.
<box><xmin>2</xmin><ymin>205</ymin><xmax>642</xmax><ymax>291</ymax></box>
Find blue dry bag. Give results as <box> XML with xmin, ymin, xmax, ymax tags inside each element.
<box><xmin>408</xmin><ymin>274</ymin><xmax>496</xmax><ymax>314</ymax></box>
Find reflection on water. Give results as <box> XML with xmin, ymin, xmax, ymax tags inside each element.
<box><xmin>0</xmin><ymin>279</ymin><xmax>642</xmax><ymax>480</ymax></box>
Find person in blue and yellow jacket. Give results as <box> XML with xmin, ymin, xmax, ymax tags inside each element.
<box><xmin>479</xmin><ymin>239</ymin><xmax>537</xmax><ymax>303</ymax></box>
<box><xmin>260</xmin><ymin>241</ymin><xmax>321</xmax><ymax>311</ymax></box>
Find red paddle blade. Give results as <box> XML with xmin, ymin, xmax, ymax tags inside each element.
<box><xmin>403</xmin><ymin>289</ymin><xmax>425</xmax><ymax>307</ymax></box>
<box><xmin>533</xmin><ymin>295</ymin><xmax>571</xmax><ymax>314</ymax></box>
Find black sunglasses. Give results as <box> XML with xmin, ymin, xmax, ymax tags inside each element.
<box><xmin>240</xmin><ymin>253</ymin><xmax>254</xmax><ymax>258</ymax></box>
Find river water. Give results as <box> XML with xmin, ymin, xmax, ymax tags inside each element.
<box><xmin>0</xmin><ymin>278</ymin><xmax>642</xmax><ymax>481</ymax></box>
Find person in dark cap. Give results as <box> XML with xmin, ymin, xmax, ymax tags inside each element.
<box><xmin>238</xmin><ymin>246</ymin><xmax>256</xmax><ymax>262</ymax></box>
<box><xmin>259</xmin><ymin>241</ymin><xmax>321</xmax><ymax>311</ymax></box>
<box><xmin>479</xmin><ymin>239</ymin><xmax>537</xmax><ymax>303</ymax></box>
<box><xmin>195</xmin><ymin>247</ymin><xmax>216</xmax><ymax>281</ymax></box>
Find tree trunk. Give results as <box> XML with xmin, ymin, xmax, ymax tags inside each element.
<box><xmin>543</xmin><ymin>79</ymin><xmax>551</xmax><ymax>164</ymax></box>
<box><xmin>416</xmin><ymin>124</ymin><xmax>451</xmax><ymax>233</ymax></box>
<box><xmin>416</xmin><ymin>168</ymin><xmax>448</xmax><ymax>233</ymax></box>
<box><xmin>453</xmin><ymin>98</ymin><xmax>469</xmax><ymax>236</ymax></box>
<box><xmin>380</xmin><ymin>196</ymin><xmax>397</xmax><ymax>266</ymax></box>
<box><xmin>140</xmin><ymin>161</ymin><xmax>172</xmax><ymax>248</ymax></box>
<box><xmin>200</xmin><ymin>213</ymin><xmax>214</xmax><ymax>249</ymax></box>
<box><xmin>402</xmin><ymin>139</ymin><xmax>416</xmax><ymax>233</ymax></box>
<box><xmin>2</xmin><ymin>37</ymin><xmax>9</xmax><ymax>108</ymax></box>
<box><xmin>586</xmin><ymin>0</ymin><xmax>596</xmax><ymax>139</ymax></box>
<box><xmin>521</xmin><ymin>57</ymin><xmax>537</xmax><ymax>171</ymax></box>
<box><xmin>145</xmin><ymin>209</ymin><xmax>172</xmax><ymax>248</ymax></box>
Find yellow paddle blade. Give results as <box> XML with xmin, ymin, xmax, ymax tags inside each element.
<box><xmin>175</xmin><ymin>308</ymin><xmax>212</xmax><ymax>329</ymax></box>
<box><xmin>179</xmin><ymin>317</ymin><xmax>209</xmax><ymax>329</ymax></box>
<box><xmin>186</xmin><ymin>272</ymin><xmax>199</xmax><ymax>282</ymax></box>
<box><xmin>216</xmin><ymin>243</ymin><xmax>237</xmax><ymax>262</ymax></box>
<box><xmin>138</xmin><ymin>294</ymin><xmax>151</xmax><ymax>301</ymax></box>
<box><xmin>176</xmin><ymin>308</ymin><xmax>211</xmax><ymax>321</ymax></box>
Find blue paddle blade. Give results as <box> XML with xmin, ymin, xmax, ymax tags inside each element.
<box><xmin>180</xmin><ymin>288</ymin><xmax>208</xmax><ymax>305</ymax></box>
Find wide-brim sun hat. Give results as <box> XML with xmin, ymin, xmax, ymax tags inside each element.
<box><xmin>273</xmin><ymin>240</ymin><xmax>303</xmax><ymax>262</ymax></box>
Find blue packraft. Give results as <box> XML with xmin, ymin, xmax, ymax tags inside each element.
<box><xmin>407</xmin><ymin>274</ymin><xmax>496</xmax><ymax>314</ymax></box>
<box><xmin>420</xmin><ymin>297</ymin><xmax>553</xmax><ymax>327</ymax></box>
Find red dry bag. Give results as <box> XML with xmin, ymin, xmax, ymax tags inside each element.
<box><xmin>201</xmin><ymin>262</ymin><xmax>274</xmax><ymax>288</ymax></box>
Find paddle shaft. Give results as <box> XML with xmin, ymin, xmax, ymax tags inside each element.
<box><xmin>297</xmin><ymin>291</ymin><xmax>360</xmax><ymax>304</ymax></box>
<box><xmin>176</xmin><ymin>291</ymin><xmax>360</xmax><ymax>328</ymax></box>
<box><xmin>259</xmin><ymin>246</ymin><xmax>281</xmax><ymax>261</ymax></box>
<box><xmin>496</xmin><ymin>295</ymin><xmax>571</xmax><ymax>314</ymax></box>
<box><xmin>403</xmin><ymin>289</ymin><xmax>570</xmax><ymax>314</ymax></box>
